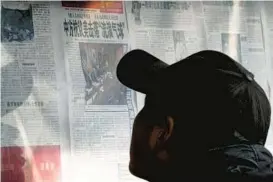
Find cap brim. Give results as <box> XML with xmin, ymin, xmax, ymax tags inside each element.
<box><xmin>117</xmin><ymin>49</ymin><xmax>244</xmax><ymax>94</ymax></box>
<box><xmin>116</xmin><ymin>49</ymin><xmax>169</xmax><ymax>94</ymax></box>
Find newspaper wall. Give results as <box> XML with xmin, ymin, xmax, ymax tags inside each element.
<box><xmin>1</xmin><ymin>2</ymin><xmax>61</xmax><ymax>182</ymax></box>
<box><xmin>1</xmin><ymin>1</ymin><xmax>273</xmax><ymax>182</ymax></box>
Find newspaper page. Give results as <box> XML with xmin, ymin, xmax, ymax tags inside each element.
<box><xmin>126</xmin><ymin>1</ymin><xmax>208</xmax><ymax>111</ymax></box>
<box><xmin>126</xmin><ymin>1</ymin><xmax>206</xmax><ymax>64</ymax></box>
<box><xmin>1</xmin><ymin>2</ymin><xmax>61</xmax><ymax>182</ymax></box>
<box><xmin>60</xmin><ymin>2</ymin><xmax>140</xmax><ymax>182</ymax></box>
<box><xmin>261</xmin><ymin>1</ymin><xmax>273</xmax><ymax>153</ymax></box>
<box><xmin>203</xmin><ymin>1</ymin><xmax>270</xmax><ymax>97</ymax></box>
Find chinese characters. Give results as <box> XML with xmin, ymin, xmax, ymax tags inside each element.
<box><xmin>63</xmin><ymin>19</ymin><xmax>125</xmax><ymax>39</ymax></box>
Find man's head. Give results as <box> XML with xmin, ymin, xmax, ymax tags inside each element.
<box><xmin>116</xmin><ymin>50</ymin><xmax>271</xmax><ymax>181</ymax></box>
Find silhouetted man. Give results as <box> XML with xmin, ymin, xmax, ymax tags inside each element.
<box><xmin>117</xmin><ymin>50</ymin><xmax>273</xmax><ymax>182</ymax></box>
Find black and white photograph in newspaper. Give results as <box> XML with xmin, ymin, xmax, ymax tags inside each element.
<box><xmin>131</xmin><ymin>1</ymin><xmax>142</xmax><ymax>25</ymax></box>
<box><xmin>79</xmin><ymin>43</ymin><xmax>127</xmax><ymax>105</ymax></box>
<box><xmin>1</xmin><ymin>1</ymin><xmax>34</xmax><ymax>43</ymax></box>
<box><xmin>173</xmin><ymin>30</ymin><xmax>188</xmax><ymax>61</ymax></box>
<box><xmin>221</xmin><ymin>33</ymin><xmax>242</xmax><ymax>63</ymax></box>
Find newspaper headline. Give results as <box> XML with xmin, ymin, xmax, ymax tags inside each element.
<box><xmin>63</xmin><ymin>11</ymin><xmax>125</xmax><ymax>39</ymax></box>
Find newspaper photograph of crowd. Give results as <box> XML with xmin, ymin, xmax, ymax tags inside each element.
<box><xmin>1</xmin><ymin>2</ymin><xmax>34</xmax><ymax>42</ymax></box>
<box><xmin>79</xmin><ymin>43</ymin><xmax>127</xmax><ymax>105</ymax></box>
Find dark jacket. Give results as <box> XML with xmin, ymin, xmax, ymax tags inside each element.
<box><xmin>208</xmin><ymin>143</ymin><xmax>273</xmax><ymax>182</ymax></box>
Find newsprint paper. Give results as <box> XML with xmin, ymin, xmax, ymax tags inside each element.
<box><xmin>60</xmin><ymin>1</ymin><xmax>138</xmax><ymax>182</ymax></box>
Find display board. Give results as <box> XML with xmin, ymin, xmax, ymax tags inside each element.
<box><xmin>1</xmin><ymin>1</ymin><xmax>273</xmax><ymax>182</ymax></box>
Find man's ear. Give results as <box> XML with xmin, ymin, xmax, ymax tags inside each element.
<box><xmin>161</xmin><ymin>116</ymin><xmax>174</xmax><ymax>142</ymax></box>
<box><xmin>149</xmin><ymin>116</ymin><xmax>174</xmax><ymax>149</ymax></box>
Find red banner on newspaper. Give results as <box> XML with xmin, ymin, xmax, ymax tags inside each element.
<box><xmin>62</xmin><ymin>1</ymin><xmax>123</xmax><ymax>14</ymax></box>
<box><xmin>1</xmin><ymin>145</ymin><xmax>60</xmax><ymax>182</ymax></box>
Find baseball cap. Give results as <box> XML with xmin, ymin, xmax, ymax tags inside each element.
<box><xmin>117</xmin><ymin>49</ymin><xmax>271</xmax><ymax>145</ymax></box>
